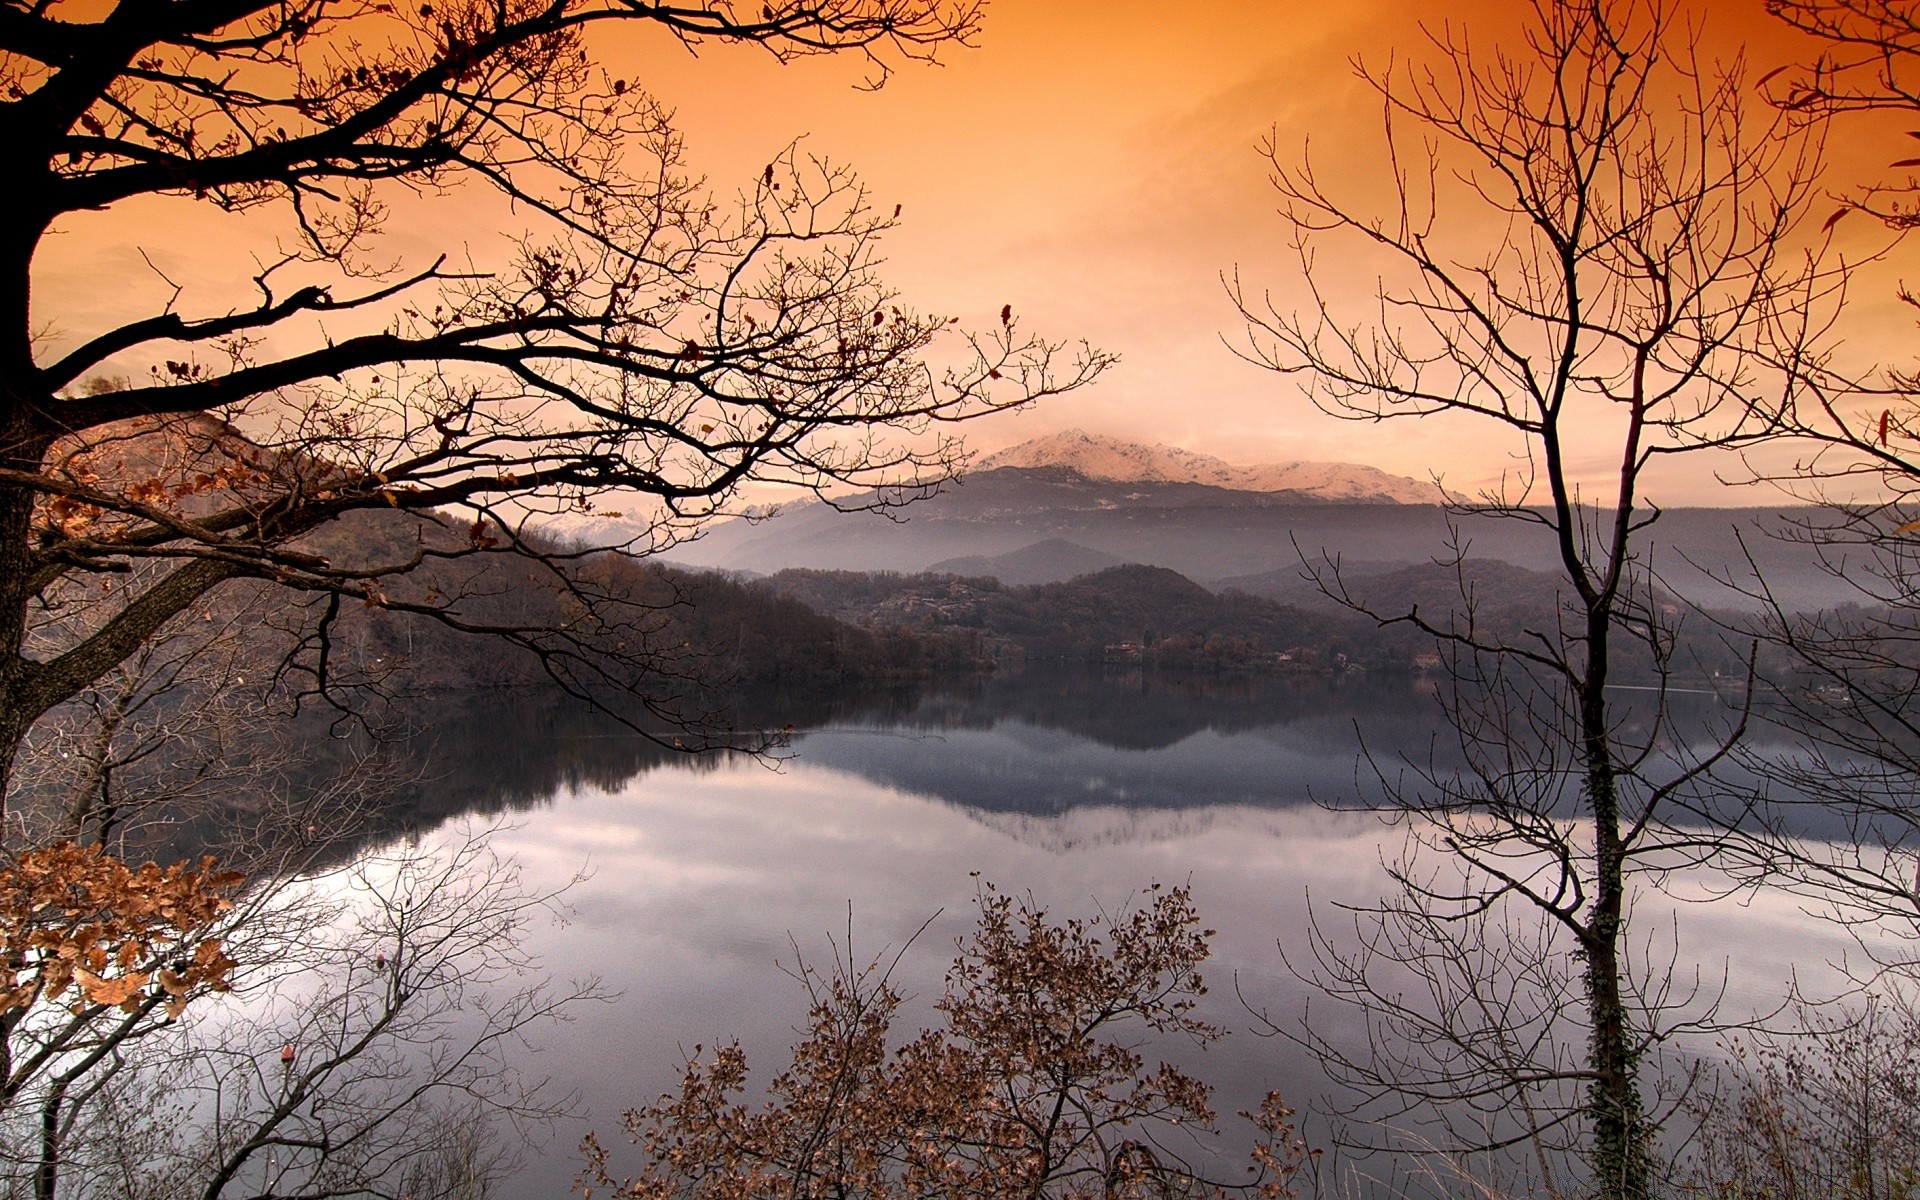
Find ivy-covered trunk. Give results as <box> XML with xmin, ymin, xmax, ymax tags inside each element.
<box><xmin>1581</xmin><ymin>605</ymin><xmax>1650</xmax><ymax>1200</ymax></box>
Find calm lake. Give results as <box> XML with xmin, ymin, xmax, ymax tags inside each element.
<box><xmin>350</xmin><ymin>667</ymin><xmax>1854</xmax><ymax>1199</ymax></box>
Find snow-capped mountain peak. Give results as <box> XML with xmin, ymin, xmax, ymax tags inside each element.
<box><xmin>975</xmin><ymin>430</ymin><xmax>1439</xmax><ymax>503</ymax></box>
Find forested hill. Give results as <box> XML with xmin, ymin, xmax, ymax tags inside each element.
<box><xmin>321</xmin><ymin>530</ymin><xmax>982</xmax><ymax>693</ymax></box>
<box><xmin>57</xmin><ymin>418</ymin><xmax>979</xmax><ymax>694</ymax></box>
<box><xmin>759</xmin><ymin>561</ymin><xmax>1756</xmax><ymax>680</ymax></box>
<box><xmin>765</xmin><ymin>563</ymin><xmax>1408</xmax><ymax>669</ymax></box>
<box><xmin>236</xmin><ymin>495</ymin><xmax>1756</xmax><ymax>691</ymax></box>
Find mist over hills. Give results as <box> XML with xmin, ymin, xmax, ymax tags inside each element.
<box><xmin>648</xmin><ymin>430</ymin><xmax>1849</xmax><ymax>611</ymax></box>
<box><xmin>926</xmin><ymin>538</ymin><xmax>1126</xmax><ymax>585</ymax></box>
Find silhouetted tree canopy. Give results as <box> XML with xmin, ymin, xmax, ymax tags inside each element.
<box><xmin>0</xmin><ymin>0</ymin><xmax>1107</xmax><ymax>810</ymax></box>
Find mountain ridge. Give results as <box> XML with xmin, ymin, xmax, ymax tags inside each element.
<box><xmin>978</xmin><ymin>429</ymin><xmax>1441</xmax><ymax>504</ymax></box>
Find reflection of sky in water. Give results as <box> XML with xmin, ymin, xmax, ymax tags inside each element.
<box><xmin>468</xmin><ymin>710</ymin><xmax>1856</xmax><ymax>1200</ymax></box>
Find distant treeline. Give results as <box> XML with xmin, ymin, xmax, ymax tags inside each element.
<box><xmin>212</xmin><ymin>505</ymin><xmax>1767</xmax><ymax>700</ymax></box>
<box><xmin>348</xmin><ymin>555</ymin><xmax>981</xmax><ymax>690</ymax></box>
<box><xmin>283</xmin><ymin>511</ymin><xmax>984</xmax><ymax>699</ymax></box>
<box><xmin>762</xmin><ymin>563</ymin><xmax>1386</xmax><ymax>669</ymax></box>
<box><xmin>758</xmin><ymin>561</ymin><xmax>1760</xmax><ymax>681</ymax></box>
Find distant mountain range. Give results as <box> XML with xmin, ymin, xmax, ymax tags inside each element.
<box><xmin>536</xmin><ymin>432</ymin><xmax>1858</xmax><ymax>612</ymax></box>
<box><xmin>976</xmin><ymin>430</ymin><xmax>1442</xmax><ymax>504</ymax></box>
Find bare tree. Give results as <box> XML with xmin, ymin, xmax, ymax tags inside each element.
<box><xmin>1768</xmin><ymin>0</ymin><xmax>1920</xmax><ymax>231</ymax></box>
<box><xmin>0</xmin><ymin>6</ymin><xmax>1106</xmax><ymax>1186</ymax></box>
<box><xmin>1686</xmin><ymin>988</ymin><xmax>1920</xmax><ymax>1200</ymax></box>
<box><xmin>1232</xmin><ymin>1</ymin><xmax>1833</xmax><ymax>1195</ymax></box>
<box><xmin>1667</xmin><ymin>0</ymin><xmax>1920</xmax><ymax>989</ymax></box>
<box><xmin>0</xmin><ymin>825</ymin><xmax>599</xmax><ymax>1200</ymax></box>
<box><xmin>1569</xmin><ymin>0</ymin><xmax>1920</xmax><ymax>986</ymax></box>
<box><xmin>0</xmin><ymin>0</ymin><xmax>1109</xmax><ymax>807</ymax></box>
<box><xmin>8</xmin><ymin>568</ymin><xmax>298</xmax><ymax>854</ymax></box>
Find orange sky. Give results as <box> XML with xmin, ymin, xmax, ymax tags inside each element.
<box><xmin>626</xmin><ymin>0</ymin><xmax>1502</xmax><ymax>482</ymax></box>
<box><xmin>39</xmin><ymin>0</ymin><xmax>1920</xmax><ymax>504</ymax></box>
<box><xmin>606</xmin><ymin>0</ymin><xmax>1920</xmax><ymax>504</ymax></box>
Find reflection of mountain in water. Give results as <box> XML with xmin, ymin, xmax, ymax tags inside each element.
<box><xmin>216</xmin><ymin>664</ymin><xmax>1841</xmax><ymax>866</ymax></box>
<box><xmin>786</xmin><ymin>667</ymin><xmax>1503</xmax><ymax>820</ymax></box>
<box><xmin>883</xmin><ymin>666</ymin><xmax>1437</xmax><ymax>750</ymax></box>
<box><xmin>962</xmin><ymin>805</ymin><xmax>1332</xmax><ymax>854</ymax></box>
<box><xmin>792</xmin><ymin>724</ymin><xmax>1317</xmax><ymax>817</ymax></box>
<box><xmin>256</xmin><ymin>669</ymin><xmax>1445</xmax><ymax>857</ymax></box>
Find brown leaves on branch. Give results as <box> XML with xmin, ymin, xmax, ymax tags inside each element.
<box><xmin>32</xmin><ymin>417</ymin><xmax>276</xmax><ymax>545</ymax></box>
<box><xmin>0</xmin><ymin>843</ymin><xmax>241</xmax><ymax>1021</ymax></box>
<box><xmin>581</xmin><ymin>883</ymin><xmax>1314</xmax><ymax>1200</ymax></box>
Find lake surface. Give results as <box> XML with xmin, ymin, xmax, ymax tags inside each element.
<box><xmin>355</xmin><ymin>667</ymin><xmax>1854</xmax><ymax>1199</ymax></box>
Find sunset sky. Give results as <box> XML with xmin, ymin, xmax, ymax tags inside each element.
<box><xmin>617</xmin><ymin>0</ymin><xmax>1918</xmax><ymax>504</ymax></box>
<box><xmin>41</xmin><ymin>0</ymin><xmax>1919</xmax><ymax>504</ymax></box>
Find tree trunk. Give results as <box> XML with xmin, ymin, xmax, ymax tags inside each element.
<box><xmin>1582</xmin><ymin>612</ymin><xmax>1650</xmax><ymax>1200</ymax></box>
<box><xmin>0</xmin><ymin>424</ymin><xmax>48</xmax><ymax>832</ymax></box>
<box><xmin>1</xmin><ymin>203</ymin><xmax>52</xmax><ymax>828</ymax></box>
<box><xmin>34</xmin><ymin>1075</ymin><xmax>66</xmax><ymax>1200</ymax></box>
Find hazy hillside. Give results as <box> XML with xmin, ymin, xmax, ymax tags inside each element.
<box><xmin>525</xmin><ymin>432</ymin><xmax>1843</xmax><ymax>612</ymax></box>
<box><xmin>1220</xmin><ymin>558</ymin><xmax>1575</xmax><ymax>618</ymax></box>
<box><xmin>926</xmin><ymin>538</ymin><xmax>1128</xmax><ymax>585</ymax></box>
<box><xmin>662</xmin><ymin>471</ymin><xmax>1847</xmax><ymax>611</ymax></box>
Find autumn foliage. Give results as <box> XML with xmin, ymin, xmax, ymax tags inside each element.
<box><xmin>0</xmin><ymin>843</ymin><xmax>240</xmax><ymax>1022</ymax></box>
<box><xmin>582</xmin><ymin>883</ymin><xmax>1314</xmax><ymax>1200</ymax></box>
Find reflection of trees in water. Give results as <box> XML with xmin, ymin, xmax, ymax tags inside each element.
<box><xmin>778</xmin><ymin>670</ymin><xmax>1474</xmax><ymax>822</ymax></box>
<box><xmin>163</xmin><ymin>681</ymin><xmax>933</xmax><ymax>867</ymax></box>
<box><xmin>381</xmin><ymin>683</ymin><xmax>933</xmax><ymax>816</ymax></box>
<box><xmin>155</xmin><ymin>666</ymin><xmax>1807</xmax><ymax>869</ymax></box>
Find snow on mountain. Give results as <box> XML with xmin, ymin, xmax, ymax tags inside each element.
<box><xmin>976</xmin><ymin>429</ymin><xmax>1440</xmax><ymax>503</ymax></box>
